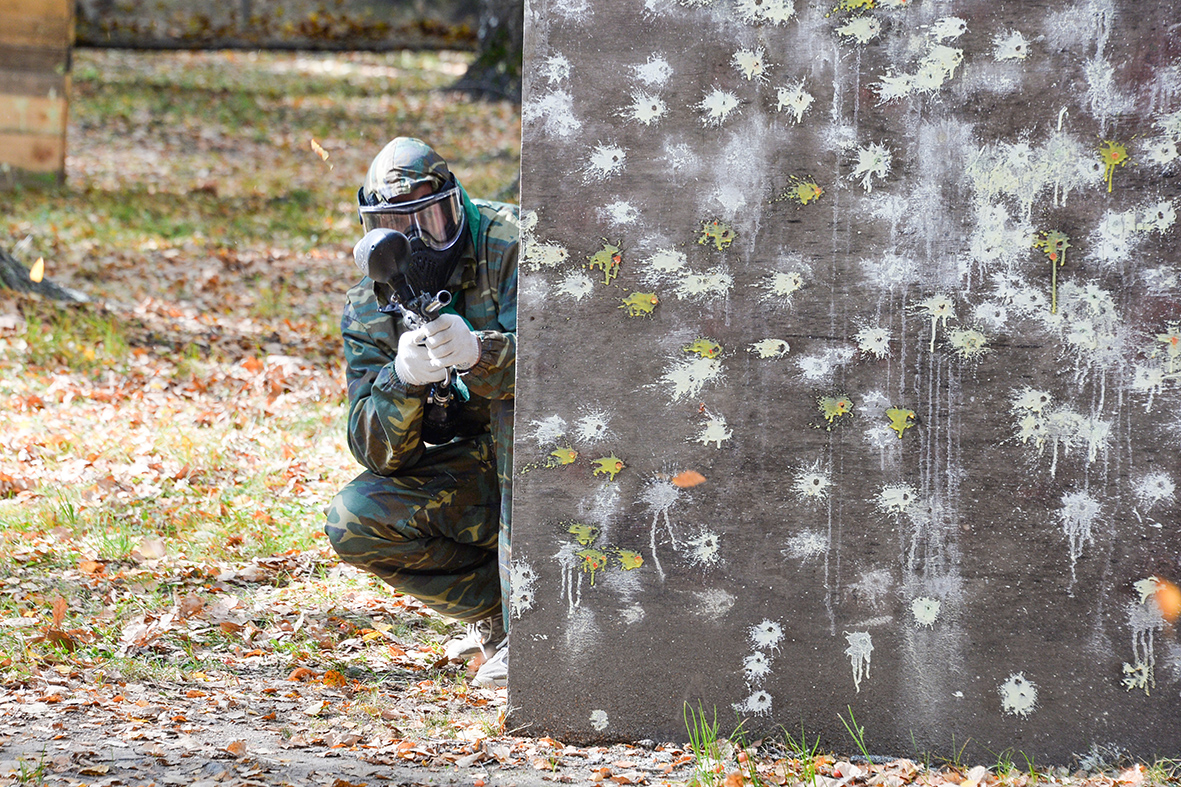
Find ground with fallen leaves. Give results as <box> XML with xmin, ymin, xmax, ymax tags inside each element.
<box><xmin>0</xmin><ymin>49</ymin><xmax>1177</xmax><ymax>787</ymax></box>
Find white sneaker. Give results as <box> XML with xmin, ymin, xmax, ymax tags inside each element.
<box><xmin>443</xmin><ymin>613</ymin><xmax>504</xmax><ymax>661</ymax></box>
<box><xmin>472</xmin><ymin>636</ymin><xmax>508</xmax><ymax>688</ymax></box>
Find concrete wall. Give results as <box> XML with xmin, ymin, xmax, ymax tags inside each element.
<box><xmin>512</xmin><ymin>0</ymin><xmax>1181</xmax><ymax>765</ymax></box>
<box><xmin>74</xmin><ymin>0</ymin><xmax>478</xmax><ymax>51</ymax></box>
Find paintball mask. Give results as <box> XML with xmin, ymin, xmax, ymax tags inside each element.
<box><xmin>357</xmin><ymin>138</ymin><xmax>469</xmax><ymax>296</ymax></box>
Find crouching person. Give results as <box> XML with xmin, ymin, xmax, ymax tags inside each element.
<box><xmin>324</xmin><ymin>137</ymin><xmax>517</xmax><ymax>688</ymax></box>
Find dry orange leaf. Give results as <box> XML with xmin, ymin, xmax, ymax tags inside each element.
<box><xmin>51</xmin><ymin>596</ymin><xmax>67</xmax><ymax>628</ymax></box>
<box><xmin>287</xmin><ymin>666</ymin><xmax>319</xmax><ymax>682</ymax></box>
<box><xmin>322</xmin><ymin>669</ymin><xmax>348</xmax><ymax>688</ymax></box>
<box><xmin>185</xmin><ymin>689</ymin><xmax>207</xmax><ymax>698</ymax></box>
<box><xmin>225</xmin><ymin>740</ymin><xmax>248</xmax><ymax>757</ymax></box>
<box><xmin>672</xmin><ymin>470</ymin><xmax>707</xmax><ymax>488</ymax></box>
<box><xmin>29</xmin><ymin>257</ymin><xmax>44</xmax><ymax>283</ymax></box>
<box><xmin>310</xmin><ymin>138</ymin><xmax>333</xmax><ymax>169</ymax></box>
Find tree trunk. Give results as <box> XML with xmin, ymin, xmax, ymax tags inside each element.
<box><xmin>451</xmin><ymin>0</ymin><xmax>523</xmax><ymax>102</ymax></box>
<box><xmin>0</xmin><ymin>248</ymin><xmax>88</xmax><ymax>302</ymax></box>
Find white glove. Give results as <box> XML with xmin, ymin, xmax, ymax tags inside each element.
<box><xmin>423</xmin><ymin>313</ymin><xmax>481</xmax><ymax>371</ymax></box>
<box><xmin>394</xmin><ymin>327</ymin><xmax>449</xmax><ymax>386</ymax></box>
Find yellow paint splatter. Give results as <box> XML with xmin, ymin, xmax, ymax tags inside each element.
<box><xmin>1032</xmin><ymin>230</ymin><xmax>1071</xmax><ymax>314</ymax></box>
<box><xmin>592</xmin><ymin>455</ymin><xmax>625</xmax><ymax>481</ymax></box>
<box><xmin>818</xmin><ymin>395</ymin><xmax>854</xmax><ymax>429</ymax></box>
<box><xmin>683</xmin><ymin>338</ymin><xmax>722</xmax><ymax>359</ymax></box>
<box><xmin>1098</xmin><ymin>139</ymin><xmax>1130</xmax><ymax>193</ymax></box>
<box><xmin>550</xmin><ymin>447</ymin><xmax>578</xmax><ymax>465</ymax></box>
<box><xmin>587</xmin><ymin>241</ymin><xmax>623</xmax><ymax>284</ymax></box>
<box><xmin>577</xmin><ymin>548</ymin><xmax>609</xmax><ymax>585</ymax></box>
<box><xmin>568</xmin><ymin>522</ymin><xmax>600</xmax><ymax>546</ymax></box>
<box><xmin>698</xmin><ymin>220</ymin><xmax>736</xmax><ymax>251</ymax></box>
<box><xmin>885</xmin><ymin>407</ymin><xmax>916</xmax><ymax>438</ymax></box>
<box><xmin>775</xmin><ymin>176</ymin><xmax>824</xmax><ymax>206</ymax></box>
<box><xmin>617</xmin><ymin>549</ymin><xmax>644</xmax><ymax>570</ymax></box>
<box><xmin>827</xmin><ymin>0</ymin><xmax>874</xmax><ymax>15</ymax></box>
<box><xmin>620</xmin><ymin>292</ymin><xmax>659</xmax><ymax>316</ymax></box>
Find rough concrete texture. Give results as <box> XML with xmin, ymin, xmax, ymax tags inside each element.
<box><xmin>74</xmin><ymin>0</ymin><xmax>478</xmax><ymax>50</ymax></box>
<box><xmin>510</xmin><ymin>0</ymin><xmax>1181</xmax><ymax>766</ymax></box>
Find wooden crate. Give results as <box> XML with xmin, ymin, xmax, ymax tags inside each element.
<box><xmin>0</xmin><ymin>0</ymin><xmax>74</xmax><ymax>184</ymax></box>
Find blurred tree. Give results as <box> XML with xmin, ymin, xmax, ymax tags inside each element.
<box><xmin>452</xmin><ymin>0</ymin><xmax>522</xmax><ymax>101</ymax></box>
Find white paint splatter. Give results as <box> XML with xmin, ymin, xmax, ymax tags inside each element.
<box><xmin>590</xmin><ymin>709</ymin><xmax>609</xmax><ymax>731</ymax></box>
<box><xmin>999</xmin><ymin>672</ymin><xmax>1038</xmax><ymax>717</ymax></box>
<box><xmin>698</xmin><ymin>88</ymin><xmax>741</xmax><ymax>126</ymax></box>
<box><xmin>748</xmin><ymin>619</ymin><xmax>783</xmax><ymax>652</ymax></box>
<box><xmin>642</xmin><ymin>248</ymin><xmax>688</xmax><ymax>282</ymax></box>
<box><xmin>675</xmin><ymin>268</ymin><xmax>734</xmax><ymax>302</ymax></box>
<box><xmin>1133</xmin><ymin>472</ymin><xmax>1175</xmax><ymax>511</ymax></box>
<box><xmin>584</xmin><ymin>143</ymin><xmax>626</xmax><ymax>181</ymax></box>
<box><xmin>878</xmin><ymin>483</ymin><xmax>918</xmax><ymax>515</ymax></box>
<box><xmin>1059</xmin><ymin>491</ymin><xmax>1101</xmax><ymax>581</ymax></box>
<box><xmin>861</xmin><ymin>253</ymin><xmax>919</xmax><ymax>290</ymax></box>
<box><xmin>845</xmin><ymin>632</ymin><xmax>873</xmax><ymax>692</ymax></box>
<box><xmin>694</xmin><ymin>415</ymin><xmax>732</xmax><ymax>448</ymax></box>
<box><xmin>522</xmin><ymin>90</ymin><xmax>582</xmax><ymax>137</ymax></box>
<box><xmin>693</xmin><ymin>588</ymin><xmax>736</xmax><ymax>617</ymax></box>
<box><xmin>510</xmin><ymin>562</ymin><xmax>539</xmax><ymax>618</ymax></box>
<box><xmin>761</xmin><ymin>270</ymin><xmax>806</xmax><ymax>305</ymax></box>
<box><xmin>793</xmin><ymin>460</ymin><xmax>832</xmax><ymax>502</ymax></box>
<box><xmin>623</xmin><ymin>91</ymin><xmax>667</xmax><ymax>126</ymax></box>
<box><xmin>927</xmin><ymin>16</ymin><xmax>967</xmax><ymax>41</ymax></box>
<box><xmin>734</xmin><ymin>0</ymin><xmax>794</xmax><ymax>24</ymax></box>
<box><xmin>600</xmin><ymin>200</ymin><xmax>640</xmax><ymax>225</ymax></box>
<box><xmin>633</xmin><ymin>55</ymin><xmax>673</xmax><ymax>87</ymax></box>
<box><xmin>855</xmin><ymin>326</ymin><xmax>891</xmax><ymax>358</ymax></box>
<box><xmin>542</xmin><ymin>54</ymin><xmax>571</xmax><ymax>85</ymax></box>
<box><xmin>1083</xmin><ymin>57</ymin><xmax>1134</xmax><ymax>127</ymax></box>
<box><xmin>556</xmin><ymin>270</ymin><xmax>594</xmax><ymax>301</ymax></box>
<box><xmin>852</xmin><ymin>143</ymin><xmax>891</xmax><ymax>192</ymax></box>
<box><xmin>1123</xmin><ymin>600</ymin><xmax>1165</xmax><ymax>694</ymax></box>
<box><xmin>1142</xmin><ymin>137</ymin><xmax>1178</xmax><ymax>166</ymax></box>
<box><xmin>743</xmin><ymin>651</ymin><xmax>773</xmax><ymax>683</ymax></box>
<box><xmin>733</xmin><ymin>47</ymin><xmax>769</xmax><ymax>82</ymax></box>
<box><xmin>993</xmin><ymin>30</ymin><xmax>1030</xmax><ymax>60</ymax></box>
<box><xmin>575</xmin><ymin>409</ymin><xmax>613</xmax><ymax>444</ymax></box>
<box><xmin>947</xmin><ymin>327</ymin><xmax>988</xmax><ymax>360</ymax></box>
<box><xmin>749</xmin><ymin>339</ymin><xmax>790</xmax><ymax>359</ymax></box>
<box><xmin>797</xmin><ymin>346</ymin><xmax>855</xmax><ymax>382</ymax></box>
<box><xmin>849</xmin><ymin>570</ymin><xmax>893</xmax><ymax>609</ymax></box>
<box><xmin>685</xmin><ymin>530</ymin><xmax>722</xmax><ymax>568</ymax></box>
<box><xmin>836</xmin><ymin>16</ymin><xmax>881</xmax><ymax>45</ymax></box>
<box><xmin>911</xmin><ymin>597</ymin><xmax>941</xmax><ymax>627</ymax></box>
<box><xmin>658</xmin><ymin>356</ymin><xmax>723</xmax><ymax>401</ymax></box>
<box><xmin>732</xmin><ymin>690</ymin><xmax>773</xmax><ymax>716</ymax></box>
<box><xmin>524</xmin><ymin>240</ymin><xmax>569</xmax><ymax>270</ymax></box>
<box><xmin>776</xmin><ymin>82</ymin><xmax>814</xmax><ymax>124</ymax></box>
<box><xmin>530</xmin><ymin>415</ymin><xmax>567</xmax><ymax>445</ymax></box>
<box><xmin>782</xmin><ymin>530</ymin><xmax>827</xmax><ymax>561</ymax></box>
<box><xmin>876</xmin><ymin>45</ymin><xmax>963</xmax><ymax>101</ymax></box>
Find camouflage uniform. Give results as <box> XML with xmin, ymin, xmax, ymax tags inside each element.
<box><xmin>324</xmin><ymin>155</ymin><xmax>518</xmax><ymax>625</ymax></box>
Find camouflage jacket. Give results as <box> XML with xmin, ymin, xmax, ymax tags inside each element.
<box><xmin>341</xmin><ymin>199</ymin><xmax>518</xmax><ymax>475</ymax></box>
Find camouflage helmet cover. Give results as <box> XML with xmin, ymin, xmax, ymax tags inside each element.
<box><xmin>360</xmin><ymin>137</ymin><xmax>453</xmax><ymax>205</ymax></box>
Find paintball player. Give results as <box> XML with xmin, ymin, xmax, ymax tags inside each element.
<box><xmin>324</xmin><ymin>137</ymin><xmax>517</xmax><ymax>688</ymax></box>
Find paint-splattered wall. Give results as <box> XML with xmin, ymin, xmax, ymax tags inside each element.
<box><xmin>511</xmin><ymin>0</ymin><xmax>1181</xmax><ymax>763</ymax></box>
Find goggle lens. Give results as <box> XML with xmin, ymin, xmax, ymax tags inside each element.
<box><xmin>359</xmin><ymin>188</ymin><xmax>463</xmax><ymax>250</ymax></box>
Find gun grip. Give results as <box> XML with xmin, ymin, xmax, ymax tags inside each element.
<box><xmin>353</xmin><ymin>228</ymin><xmax>412</xmax><ymax>285</ymax></box>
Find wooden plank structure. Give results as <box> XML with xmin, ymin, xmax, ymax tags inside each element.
<box><xmin>0</xmin><ymin>0</ymin><xmax>74</xmax><ymax>186</ymax></box>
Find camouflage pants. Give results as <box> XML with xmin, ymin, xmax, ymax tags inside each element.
<box><xmin>324</xmin><ymin>432</ymin><xmax>512</xmax><ymax>625</ymax></box>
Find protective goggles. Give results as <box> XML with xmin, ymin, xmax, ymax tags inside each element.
<box><xmin>358</xmin><ymin>184</ymin><xmax>465</xmax><ymax>251</ymax></box>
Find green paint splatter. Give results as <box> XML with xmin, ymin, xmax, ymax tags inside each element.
<box><xmin>775</xmin><ymin>176</ymin><xmax>824</xmax><ymax>206</ymax></box>
<box><xmin>587</xmin><ymin>240</ymin><xmax>622</xmax><ymax>284</ymax></box>
<box><xmin>1099</xmin><ymin>139</ymin><xmax>1130</xmax><ymax>193</ymax></box>
<box><xmin>616</xmin><ymin>549</ymin><xmax>644</xmax><ymax>570</ymax></box>
<box><xmin>885</xmin><ymin>407</ymin><xmax>916</xmax><ymax>438</ymax></box>
<box><xmin>1033</xmin><ymin>230</ymin><xmax>1071</xmax><ymax>314</ymax></box>
<box><xmin>620</xmin><ymin>292</ymin><xmax>659</xmax><ymax>316</ymax></box>
<box><xmin>827</xmin><ymin>0</ymin><xmax>874</xmax><ymax>15</ymax></box>
<box><xmin>698</xmin><ymin>220</ymin><xmax>736</xmax><ymax>251</ymax></box>
<box><xmin>577</xmin><ymin>548</ymin><xmax>609</xmax><ymax>585</ymax></box>
<box><xmin>818</xmin><ymin>395</ymin><xmax>854</xmax><ymax>429</ymax></box>
<box><xmin>683</xmin><ymin>338</ymin><xmax>722</xmax><ymax>359</ymax></box>
<box><xmin>568</xmin><ymin>522</ymin><xmax>600</xmax><ymax>546</ymax></box>
<box><xmin>592</xmin><ymin>455</ymin><xmax>625</xmax><ymax>481</ymax></box>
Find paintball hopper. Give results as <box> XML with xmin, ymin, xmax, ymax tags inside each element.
<box><xmin>353</xmin><ymin>227</ymin><xmax>411</xmax><ymax>285</ymax></box>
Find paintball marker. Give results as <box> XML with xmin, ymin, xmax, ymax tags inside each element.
<box><xmin>353</xmin><ymin>227</ymin><xmax>465</xmax><ymax>445</ymax></box>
